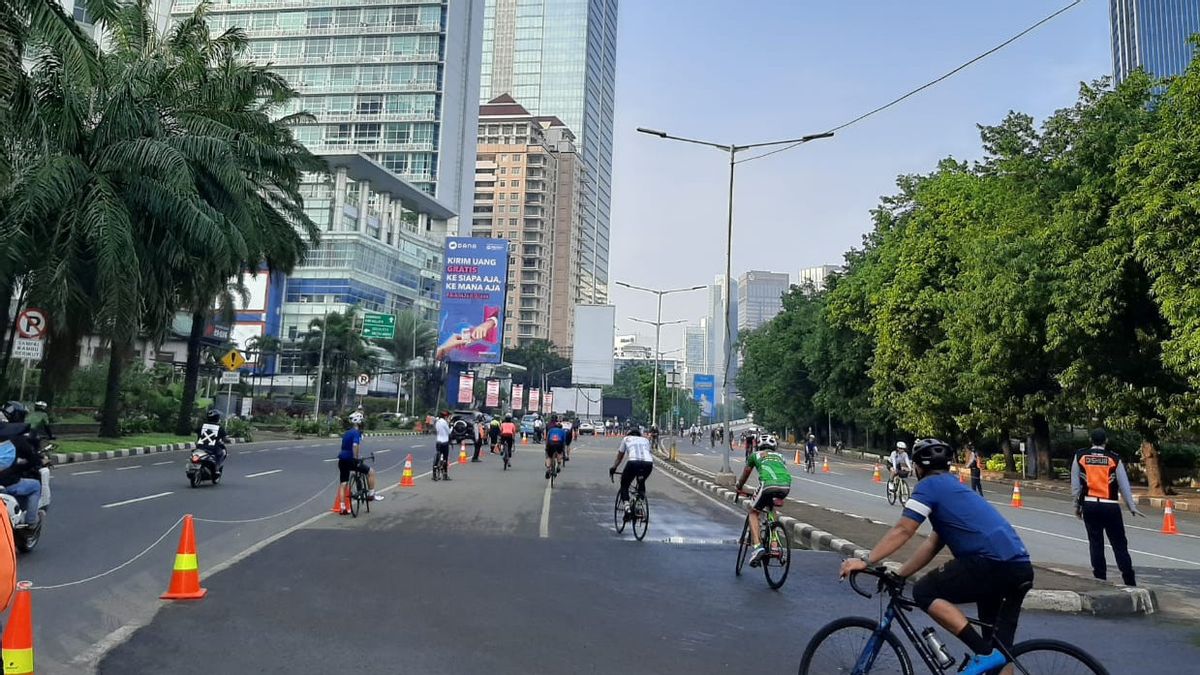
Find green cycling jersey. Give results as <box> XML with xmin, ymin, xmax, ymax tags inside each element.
<box><xmin>747</xmin><ymin>450</ymin><xmax>792</xmax><ymax>488</ymax></box>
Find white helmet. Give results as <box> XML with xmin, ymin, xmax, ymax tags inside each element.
<box><xmin>757</xmin><ymin>434</ymin><xmax>778</xmax><ymax>450</ymax></box>
<box><xmin>349</xmin><ymin>411</ymin><xmax>365</xmax><ymax>425</ymax></box>
<box><xmin>896</xmin><ymin>441</ymin><xmax>907</xmax><ymax>451</ymax></box>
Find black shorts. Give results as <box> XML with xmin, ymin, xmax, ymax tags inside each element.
<box><xmin>545</xmin><ymin>443</ymin><xmax>564</xmax><ymax>458</ymax></box>
<box><xmin>912</xmin><ymin>557</ymin><xmax>1034</xmax><ymax>649</ymax></box>
<box><xmin>753</xmin><ymin>486</ymin><xmax>790</xmax><ymax>510</ymax></box>
<box><xmin>337</xmin><ymin>458</ymin><xmax>370</xmax><ymax>482</ymax></box>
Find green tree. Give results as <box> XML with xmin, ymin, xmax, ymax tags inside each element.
<box><xmin>378</xmin><ymin>309</ymin><xmax>437</xmax><ymax>368</ymax></box>
<box><xmin>503</xmin><ymin>339</ymin><xmax>570</xmax><ymax>389</ymax></box>
<box><xmin>299</xmin><ymin>308</ymin><xmax>377</xmax><ymax>409</ymax></box>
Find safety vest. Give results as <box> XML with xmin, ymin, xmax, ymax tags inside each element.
<box><xmin>1075</xmin><ymin>447</ymin><xmax>1120</xmax><ymax>502</ymax></box>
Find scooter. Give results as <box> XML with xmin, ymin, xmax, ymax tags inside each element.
<box><xmin>186</xmin><ymin>445</ymin><xmax>224</xmax><ymax>487</ymax></box>
<box><xmin>0</xmin><ymin>442</ymin><xmax>53</xmax><ymax>553</ymax></box>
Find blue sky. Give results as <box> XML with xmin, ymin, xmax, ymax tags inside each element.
<box><xmin>607</xmin><ymin>0</ymin><xmax>1111</xmax><ymax>350</ymax></box>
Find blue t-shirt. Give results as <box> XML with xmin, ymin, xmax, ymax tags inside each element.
<box><xmin>339</xmin><ymin>428</ymin><xmax>363</xmax><ymax>461</ymax></box>
<box><xmin>902</xmin><ymin>473</ymin><xmax>1029</xmax><ymax>563</ymax></box>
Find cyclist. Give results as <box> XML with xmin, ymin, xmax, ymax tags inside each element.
<box><xmin>562</xmin><ymin>418</ymin><xmax>574</xmax><ymax>462</ymax></box>
<box><xmin>804</xmin><ymin>434</ymin><xmax>819</xmax><ymax>468</ymax></box>
<box><xmin>434</xmin><ymin>410</ymin><xmax>452</xmax><ymax>480</ymax></box>
<box><xmin>649</xmin><ymin>424</ymin><xmax>660</xmax><ymax>450</ymax></box>
<box><xmin>499</xmin><ymin>414</ymin><xmax>518</xmax><ymax>463</ymax></box>
<box><xmin>544</xmin><ymin>415</ymin><xmax>567</xmax><ymax>478</ymax></box>
<box><xmin>889</xmin><ymin>441</ymin><xmax>913</xmax><ymax>481</ymax></box>
<box><xmin>840</xmin><ymin>439</ymin><xmax>1032</xmax><ymax>674</ymax></box>
<box><xmin>608</xmin><ymin>427</ymin><xmax>654</xmax><ymax>517</ymax></box>
<box><xmin>734</xmin><ymin>434</ymin><xmax>792</xmax><ymax>567</ymax></box>
<box><xmin>337</xmin><ymin>412</ymin><xmax>383</xmax><ymax>510</ymax></box>
<box><xmin>488</xmin><ymin>416</ymin><xmax>501</xmax><ymax>453</ymax></box>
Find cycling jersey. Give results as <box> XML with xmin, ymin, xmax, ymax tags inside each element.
<box><xmin>746</xmin><ymin>450</ymin><xmax>791</xmax><ymax>489</ymax></box>
<box><xmin>889</xmin><ymin>451</ymin><xmax>912</xmax><ymax>473</ymax></box>
<box><xmin>338</xmin><ymin>428</ymin><xmax>362</xmax><ymax>461</ymax></box>
<box><xmin>903</xmin><ymin>473</ymin><xmax>1029</xmax><ymax>562</ymax></box>
<box><xmin>499</xmin><ymin>422</ymin><xmax>517</xmax><ymax>437</ymax></box>
<box><xmin>619</xmin><ymin>435</ymin><xmax>653</xmax><ymax>463</ymax></box>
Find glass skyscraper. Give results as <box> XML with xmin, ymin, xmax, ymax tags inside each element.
<box><xmin>1111</xmin><ymin>0</ymin><xmax>1200</xmax><ymax>83</ymax></box>
<box><xmin>479</xmin><ymin>0</ymin><xmax>617</xmax><ymax>305</ymax></box>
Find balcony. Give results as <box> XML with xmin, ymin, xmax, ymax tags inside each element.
<box><xmin>255</xmin><ymin>52</ymin><xmax>441</xmax><ymax>68</ymax></box>
<box><xmin>307</xmin><ymin>141</ymin><xmax>435</xmax><ymax>154</ymax></box>
<box><xmin>295</xmin><ymin>81</ymin><xmax>439</xmax><ymax>95</ymax></box>
<box><xmin>175</xmin><ymin>0</ymin><xmax>441</xmax><ymax>12</ymax></box>
<box><xmin>314</xmin><ymin>111</ymin><xmax>437</xmax><ymax>124</ymax></box>
<box><xmin>243</xmin><ymin>23</ymin><xmax>442</xmax><ymax>40</ymax></box>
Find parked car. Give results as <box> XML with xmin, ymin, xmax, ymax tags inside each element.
<box><xmin>578</xmin><ymin>421</ymin><xmax>595</xmax><ymax>435</ymax></box>
<box><xmin>520</xmin><ymin>414</ymin><xmax>539</xmax><ymax>436</ymax></box>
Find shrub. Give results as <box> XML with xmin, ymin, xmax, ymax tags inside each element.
<box><xmin>985</xmin><ymin>454</ymin><xmax>1025</xmax><ymax>473</ymax></box>
<box><xmin>225</xmin><ymin>417</ymin><xmax>253</xmax><ymax>442</ymax></box>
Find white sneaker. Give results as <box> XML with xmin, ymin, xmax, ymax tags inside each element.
<box><xmin>369</xmin><ymin>492</ymin><xmax>385</xmax><ymax>502</ymax></box>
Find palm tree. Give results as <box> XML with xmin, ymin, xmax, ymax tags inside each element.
<box><xmin>246</xmin><ymin>332</ymin><xmax>281</xmax><ymax>399</ymax></box>
<box><xmin>379</xmin><ymin>310</ymin><xmax>438</xmax><ymax>368</ymax></box>
<box><xmin>301</xmin><ymin>309</ymin><xmax>377</xmax><ymax>409</ymax></box>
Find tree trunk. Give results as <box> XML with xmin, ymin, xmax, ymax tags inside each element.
<box><xmin>0</xmin><ymin>281</ymin><xmax>24</xmax><ymax>383</ymax></box>
<box><xmin>175</xmin><ymin>309</ymin><xmax>207</xmax><ymax>435</ymax></box>
<box><xmin>36</xmin><ymin>324</ymin><xmax>82</xmax><ymax>405</ymax></box>
<box><xmin>1139</xmin><ymin>436</ymin><xmax>1168</xmax><ymax>497</ymax></box>
<box><xmin>99</xmin><ymin>340</ymin><xmax>129</xmax><ymax>437</ymax></box>
<box><xmin>1000</xmin><ymin>429</ymin><xmax>1016</xmax><ymax>474</ymax></box>
<box><xmin>1032</xmin><ymin>415</ymin><xmax>1052</xmax><ymax>479</ymax></box>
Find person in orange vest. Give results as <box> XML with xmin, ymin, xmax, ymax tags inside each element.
<box><xmin>1070</xmin><ymin>429</ymin><xmax>1144</xmax><ymax>586</ymax></box>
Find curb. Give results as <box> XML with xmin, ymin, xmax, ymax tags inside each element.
<box><xmin>657</xmin><ymin>453</ymin><xmax>1157</xmax><ymax>616</ymax></box>
<box><xmin>51</xmin><ymin>438</ymin><xmax>244</xmax><ymax>466</ymax></box>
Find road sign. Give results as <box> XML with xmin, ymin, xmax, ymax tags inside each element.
<box><xmin>361</xmin><ymin>312</ymin><xmax>396</xmax><ymax>340</ymax></box>
<box><xmin>220</xmin><ymin>371</ymin><xmax>240</xmax><ymax>385</ymax></box>
<box><xmin>240</xmin><ymin>397</ymin><xmax>253</xmax><ymax>417</ymax></box>
<box><xmin>220</xmin><ymin>348</ymin><xmax>246</xmax><ymax>372</ymax></box>
<box><xmin>15</xmin><ymin>308</ymin><xmax>48</xmax><ymax>340</ymax></box>
<box><xmin>355</xmin><ymin>373</ymin><xmax>370</xmax><ymax>396</ymax></box>
<box><xmin>12</xmin><ymin>338</ymin><xmax>42</xmax><ymax>361</ymax></box>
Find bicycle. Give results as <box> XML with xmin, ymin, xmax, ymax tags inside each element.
<box><xmin>799</xmin><ymin>566</ymin><xmax>1108</xmax><ymax>674</ymax></box>
<box><xmin>734</xmin><ymin>489</ymin><xmax>792</xmax><ymax>590</ymax></box>
<box><xmin>431</xmin><ymin>448</ymin><xmax>449</xmax><ymax>482</ymax></box>
<box><xmin>501</xmin><ymin>435</ymin><xmax>514</xmax><ymax>470</ymax></box>
<box><xmin>611</xmin><ymin>470</ymin><xmax>649</xmax><ymax>541</ymax></box>
<box><xmin>546</xmin><ymin>448</ymin><xmax>563</xmax><ymax>487</ymax></box>
<box><xmin>805</xmin><ymin>450</ymin><xmax>817</xmax><ymax>474</ymax></box>
<box><xmin>346</xmin><ymin>453</ymin><xmax>375</xmax><ymax>518</ymax></box>
<box><xmin>886</xmin><ymin>471</ymin><xmax>911</xmax><ymax>506</ymax></box>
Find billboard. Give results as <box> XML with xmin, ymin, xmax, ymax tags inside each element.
<box><xmin>512</xmin><ymin>384</ymin><xmax>524</xmax><ymax>412</ymax></box>
<box><xmin>693</xmin><ymin>374</ymin><xmax>716</xmax><ymax>419</ymax></box>
<box><xmin>542</xmin><ymin>391</ymin><xmax>553</xmax><ymax>415</ymax></box>
<box><xmin>485</xmin><ymin>379</ymin><xmax>500</xmax><ymax>408</ymax></box>
<box><xmin>457</xmin><ymin>372</ymin><xmax>475</xmax><ymax>405</ymax></box>
<box><xmin>528</xmin><ymin>388</ymin><xmax>540</xmax><ymax>414</ymax></box>
<box><xmin>571</xmin><ymin>305</ymin><xmax>616</xmax><ymax>385</ymax></box>
<box><xmin>602</xmin><ymin>396</ymin><xmax>632</xmax><ymax>421</ymax></box>
<box><xmin>437</xmin><ymin>237</ymin><xmax>509</xmax><ymax>364</ymax></box>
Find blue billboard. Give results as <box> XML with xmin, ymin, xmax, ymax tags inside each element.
<box><xmin>693</xmin><ymin>374</ymin><xmax>716</xmax><ymax>419</ymax></box>
<box><xmin>436</xmin><ymin>237</ymin><xmax>509</xmax><ymax>364</ymax></box>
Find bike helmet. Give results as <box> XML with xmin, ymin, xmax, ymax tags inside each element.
<box><xmin>628</xmin><ymin>428</ymin><xmax>642</xmax><ymax>437</ymax></box>
<box><xmin>349</xmin><ymin>411</ymin><xmax>365</xmax><ymax>425</ymax></box>
<box><xmin>504</xmin><ymin>414</ymin><xmax>513</xmax><ymax>422</ymax></box>
<box><xmin>0</xmin><ymin>401</ymin><xmax>26</xmax><ymax>423</ymax></box>
<box><xmin>911</xmin><ymin>438</ymin><xmax>952</xmax><ymax>471</ymax></box>
<box><xmin>206</xmin><ymin>409</ymin><xmax>221</xmax><ymax>423</ymax></box>
<box><xmin>895</xmin><ymin>441</ymin><xmax>907</xmax><ymax>451</ymax></box>
<box><xmin>34</xmin><ymin>401</ymin><xmax>48</xmax><ymax>412</ymax></box>
<box><xmin>757</xmin><ymin>434</ymin><xmax>777</xmax><ymax>450</ymax></box>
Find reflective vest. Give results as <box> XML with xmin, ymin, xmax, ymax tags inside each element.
<box><xmin>1075</xmin><ymin>448</ymin><xmax>1120</xmax><ymax>501</ymax></box>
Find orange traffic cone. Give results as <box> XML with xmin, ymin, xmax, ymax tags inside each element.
<box><xmin>1010</xmin><ymin>482</ymin><xmax>1023</xmax><ymax>509</ymax></box>
<box><xmin>458</xmin><ymin>443</ymin><xmax>468</xmax><ymax>464</ymax></box>
<box><xmin>522</xmin><ymin>433</ymin><xmax>529</xmax><ymax>445</ymax></box>
<box><xmin>2</xmin><ymin>581</ymin><xmax>34</xmax><ymax>675</ymax></box>
<box><xmin>794</xmin><ymin>449</ymin><xmax>802</xmax><ymax>464</ymax></box>
<box><xmin>822</xmin><ymin>456</ymin><xmax>830</xmax><ymax>473</ymax></box>
<box><xmin>161</xmin><ymin>514</ymin><xmax>207</xmax><ymax>600</ymax></box>
<box><xmin>1162</xmin><ymin>500</ymin><xmax>1178</xmax><ymax>535</ymax></box>
<box><xmin>872</xmin><ymin>465</ymin><xmax>882</xmax><ymax>483</ymax></box>
<box><xmin>400</xmin><ymin>454</ymin><xmax>415</xmax><ymax>487</ymax></box>
<box><xmin>331</xmin><ymin>483</ymin><xmax>347</xmax><ymax>513</ymax></box>
<box><xmin>959</xmin><ymin>468</ymin><xmax>967</xmax><ymax>484</ymax></box>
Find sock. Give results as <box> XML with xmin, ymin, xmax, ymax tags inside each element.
<box><xmin>956</xmin><ymin>625</ymin><xmax>992</xmax><ymax>656</ymax></box>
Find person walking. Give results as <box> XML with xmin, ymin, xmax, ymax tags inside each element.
<box><xmin>965</xmin><ymin>442</ymin><xmax>984</xmax><ymax>497</ymax></box>
<box><xmin>1071</xmin><ymin>429</ymin><xmax>1144</xmax><ymax>586</ymax></box>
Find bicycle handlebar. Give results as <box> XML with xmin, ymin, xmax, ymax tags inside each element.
<box><xmin>610</xmin><ymin>470</ymin><xmax>622</xmax><ymax>483</ymax></box>
<box><xmin>847</xmin><ymin>566</ymin><xmax>905</xmax><ymax>599</ymax></box>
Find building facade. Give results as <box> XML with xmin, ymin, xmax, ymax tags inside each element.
<box><xmin>682</xmin><ymin>322</ymin><xmax>707</xmax><ymax>388</ymax></box>
<box><xmin>796</xmin><ymin>264</ymin><xmax>841</xmax><ymax>293</ymax></box>
<box><xmin>705</xmin><ymin>275</ymin><xmax>738</xmax><ymax>402</ymax></box>
<box><xmin>1111</xmin><ymin>0</ymin><xmax>1200</xmax><ymax>83</ymax></box>
<box><xmin>479</xmin><ymin>0</ymin><xmax>617</xmax><ymax>306</ymax></box>
<box><xmin>737</xmin><ymin>270</ymin><xmax>791</xmax><ymax>333</ymax></box>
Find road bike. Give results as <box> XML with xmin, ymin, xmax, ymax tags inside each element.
<box><xmin>886</xmin><ymin>472</ymin><xmax>911</xmax><ymax>506</ymax></box>
<box><xmin>346</xmin><ymin>453</ymin><xmax>375</xmax><ymax>518</ymax></box>
<box><xmin>546</xmin><ymin>448</ymin><xmax>563</xmax><ymax>487</ymax></box>
<box><xmin>805</xmin><ymin>450</ymin><xmax>817</xmax><ymax>474</ymax></box>
<box><xmin>611</xmin><ymin>470</ymin><xmax>649</xmax><ymax>541</ymax></box>
<box><xmin>799</xmin><ymin>566</ymin><xmax>1108</xmax><ymax>674</ymax></box>
<box><xmin>735</xmin><ymin>489</ymin><xmax>791</xmax><ymax>590</ymax></box>
<box><xmin>431</xmin><ymin>447</ymin><xmax>449</xmax><ymax>482</ymax></box>
<box><xmin>501</xmin><ymin>435</ymin><xmax>514</xmax><ymax>470</ymax></box>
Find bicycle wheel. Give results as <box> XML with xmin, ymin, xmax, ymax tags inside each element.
<box><xmin>632</xmin><ymin>496</ymin><xmax>649</xmax><ymax>541</ymax></box>
<box><xmin>735</xmin><ymin>516</ymin><xmax>751</xmax><ymax>576</ymax></box>
<box><xmin>613</xmin><ymin>491</ymin><xmax>627</xmax><ymax>534</ymax></box>
<box><xmin>798</xmin><ymin>616</ymin><xmax>913</xmax><ymax>675</ymax></box>
<box><xmin>347</xmin><ymin>483</ymin><xmax>360</xmax><ymax>518</ymax></box>
<box><xmin>762</xmin><ymin>519</ymin><xmax>790</xmax><ymax>589</ymax></box>
<box><xmin>1009</xmin><ymin>639</ymin><xmax>1110</xmax><ymax>675</ymax></box>
<box><xmin>359</xmin><ymin>474</ymin><xmax>371</xmax><ymax>514</ymax></box>
<box><xmin>886</xmin><ymin>479</ymin><xmax>897</xmax><ymax>505</ymax></box>
<box><xmin>503</xmin><ymin>442</ymin><xmax>511</xmax><ymax>470</ymax></box>
<box><xmin>898</xmin><ymin>480</ymin><xmax>910</xmax><ymax>505</ymax></box>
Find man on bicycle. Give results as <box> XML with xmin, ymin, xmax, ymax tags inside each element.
<box><xmin>889</xmin><ymin>441</ymin><xmax>913</xmax><ymax>481</ymax></box>
<box><xmin>434</xmin><ymin>410</ymin><xmax>452</xmax><ymax>480</ymax></box>
<box><xmin>609</xmin><ymin>427</ymin><xmax>653</xmax><ymax>517</ymax></box>
<box><xmin>840</xmin><ymin>439</ymin><xmax>1032</xmax><ymax>674</ymax></box>
<box><xmin>499</xmin><ymin>415</ymin><xmax>517</xmax><ymax>461</ymax></box>
<box><xmin>338</xmin><ymin>412</ymin><xmax>382</xmax><ymax>510</ymax></box>
<box><xmin>804</xmin><ymin>434</ymin><xmax>818</xmax><ymax>468</ymax></box>
<box><xmin>735</xmin><ymin>434</ymin><xmax>792</xmax><ymax>567</ymax></box>
<box><xmin>488</xmin><ymin>416</ymin><xmax>501</xmax><ymax>453</ymax></box>
<box><xmin>544</xmin><ymin>415</ymin><xmax>567</xmax><ymax>478</ymax></box>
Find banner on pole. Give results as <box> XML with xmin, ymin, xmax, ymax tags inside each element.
<box><xmin>457</xmin><ymin>372</ymin><xmax>475</xmax><ymax>405</ymax></box>
<box><xmin>528</xmin><ymin>388</ymin><xmax>540</xmax><ymax>414</ymax></box>
<box><xmin>511</xmin><ymin>384</ymin><xmax>524</xmax><ymax>412</ymax></box>
<box><xmin>693</xmin><ymin>374</ymin><xmax>716</xmax><ymax>419</ymax></box>
<box><xmin>542</xmin><ymin>391</ymin><xmax>553</xmax><ymax>415</ymax></box>
<box><xmin>485</xmin><ymin>379</ymin><xmax>500</xmax><ymax>407</ymax></box>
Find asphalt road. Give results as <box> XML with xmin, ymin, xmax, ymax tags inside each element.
<box><xmin>88</xmin><ymin>435</ymin><xmax>1200</xmax><ymax>674</ymax></box>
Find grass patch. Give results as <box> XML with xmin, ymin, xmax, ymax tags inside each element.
<box><xmin>54</xmin><ymin>434</ymin><xmax>193</xmax><ymax>454</ymax></box>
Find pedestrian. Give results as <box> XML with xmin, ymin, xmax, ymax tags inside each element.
<box><xmin>1071</xmin><ymin>428</ymin><xmax>1144</xmax><ymax>586</ymax></box>
<box><xmin>470</xmin><ymin>415</ymin><xmax>484</xmax><ymax>462</ymax></box>
<box><xmin>966</xmin><ymin>442</ymin><xmax>984</xmax><ymax>497</ymax></box>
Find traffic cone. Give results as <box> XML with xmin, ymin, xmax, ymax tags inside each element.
<box><xmin>1010</xmin><ymin>482</ymin><xmax>1023</xmax><ymax>509</ymax></box>
<box><xmin>161</xmin><ymin>514</ymin><xmax>207</xmax><ymax>600</ymax></box>
<box><xmin>2</xmin><ymin>581</ymin><xmax>34</xmax><ymax>675</ymax></box>
<box><xmin>822</xmin><ymin>456</ymin><xmax>830</xmax><ymax>473</ymax></box>
<box><xmin>794</xmin><ymin>448</ymin><xmax>801</xmax><ymax>464</ymax></box>
<box><xmin>331</xmin><ymin>483</ymin><xmax>347</xmax><ymax>513</ymax></box>
<box><xmin>400</xmin><ymin>454</ymin><xmax>415</xmax><ymax>487</ymax></box>
<box><xmin>458</xmin><ymin>443</ymin><xmax>468</xmax><ymax>464</ymax></box>
<box><xmin>872</xmin><ymin>464</ymin><xmax>882</xmax><ymax>483</ymax></box>
<box><xmin>522</xmin><ymin>433</ymin><xmax>529</xmax><ymax>445</ymax></box>
<box><xmin>1162</xmin><ymin>500</ymin><xmax>1178</xmax><ymax>535</ymax></box>
<box><xmin>959</xmin><ymin>468</ymin><xmax>967</xmax><ymax>484</ymax></box>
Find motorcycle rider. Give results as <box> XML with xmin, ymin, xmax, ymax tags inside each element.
<box><xmin>195</xmin><ymin>409</ymin><xmax>229</xmax><ymax>475</ymax></box>
<box><xmin>0</xmin><ymin>402</ymin><xmax>43</xmax><ymax>528</ymax></box>
<box><xmin>26</xmin><ymin>401</ymin><xmax>54</xmax><ymax>441</ymax></box>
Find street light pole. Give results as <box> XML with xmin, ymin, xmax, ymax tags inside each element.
<box><xmin>313</xmin><ymin>310</ymin><xmax>330</xmax><ymax>420</ymax></box>
<box><xmin>617</xmin><ymin>280</ymin><xmax>705</xmax><ymax>429</ymax></box>
<box><xmin>635</xmin><ymin>127</ymin><xmax>834</xmax><ymax>481</ymax></box>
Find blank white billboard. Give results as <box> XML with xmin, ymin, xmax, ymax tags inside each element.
<box><xmin>572</xmin><ymin>305</ymin><xmax>615</xmax><ymax>385</ymax></box>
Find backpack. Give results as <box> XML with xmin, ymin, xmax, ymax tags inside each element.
<box><xmin>547</xmin><ymin>427</ymin><xmax>566</xmax><ymax>444</ymax></box>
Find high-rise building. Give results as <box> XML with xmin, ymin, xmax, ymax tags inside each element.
<box><xmin>479</xmin><ymin>0</ymin><xmax>618</xmax><ymax>306</ymax></box>
<box><xmin>474</xmin><ymin>95</ymin><xmax>580</xmax><ymax>351</ymax></box>
<box><xmin>737</xmin><ymin>271</ymin><xmax>791</xmax><ymax>333</ymax></box>
<box><xmin>683</xmin><ymin>323</ymin><xmax>707</xmax><ymax>386</ymax></box>
<box><xmin>1111</xmin><ymin>0</ymin><xmax>1200</xmax><ymax>83</ymax></box>
<box><xmin>796</xmin><ymin>265</ymin><xmax>841</xmax><ymax>293</ymax></box>
<box><xmin>706</xmin><ymin>275</ymin><xmax>738</xmax><ymax>402</ymax></box>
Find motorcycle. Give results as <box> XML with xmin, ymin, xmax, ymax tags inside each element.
<box><xmin>0</xmin><ymin>440</ymin><xmax>53</xmax><ymax>553</ymax></box>
<box><xmin>186</xmin><ymin>445</ymin><xmax>224</xmax><ymax>487</ymax></box>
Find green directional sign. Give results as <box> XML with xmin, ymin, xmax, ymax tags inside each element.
<box><xmin>361</xmin><ymin>312</ymin><xmax>396</xmax><ymax>339</ymax></box>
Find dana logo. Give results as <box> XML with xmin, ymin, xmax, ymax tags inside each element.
<box><xmin>448</xmin><ymin>239</ymin><xmax>479</xmax><ymax>252</ymax></box>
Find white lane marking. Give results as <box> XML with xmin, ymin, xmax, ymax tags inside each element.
<box><xmin>411</xmin><ymin>444</ymin><xmax>425</xmax><ymax>448</ymax></box>
<box><xmin>658</xmin><ymin>469</ymin><xmax>744</xmax><ymax>517</ymax></box>
<box><xmin>245</xmin><ymin>469</ymin><xmax>283</xmax><ymax>479</ymax></box>
<box><xmin>375</xmin><ymin>448</ymin><xmax>393</xmax><ymax>454</ymax></box>
<box><xmin>539</xmin><ymin>480</ymin><xmax>553</xmax><ymax>538</ymax></box>
<box><xmin>257</xmin><ymin>448</ymin><xmax>271</xmax><ymax>453</ymax></box>
<box><xmin>323</xmin><ymin>458</ymin><xmax>338</xmax><ymax>462</ymax></box>
<box><xmin>71</xmin><ymin>470</ymin><xmax>102</xmax><ymax>476</ymax></box>
<box><xmin>115</xmin><ymin>465</ymin><xmax>143</xmax><ymax>471</ymax></box>
<box><xmin>983</xmin><ymin>499</ymin><xmax>1200</xmax><ymax>540</ymax></box>
<box><xmin>102</xmin><ymin>492</ymin><xmax>173</xmax><ymax>508</ymax></box>
<box><xmin>1011</xmin><ymin>524</ymin><xmax>1200</xmax><ymax>567</ymax></box>
<box><xmin>152</xmin><ymin>461</ymin><xmax>172</xmax><ymax>466</ymax></box>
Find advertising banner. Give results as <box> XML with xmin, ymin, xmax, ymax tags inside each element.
<box><xmin>528</xmin><ymin>388</ymin><xmax>541</xmax><ymax>414</ymax></box>
<box><xmin>571</xmin><ymin>305</ymin><xmax>616</xmax><ymax>385</ymax></box>
<box><xmin>457</xmin><ymin>372</ymin><xmax>475</xmax><ymax>405</ymax></box>
<box><xmin>485</xmin><ymin>379</ymin><xmax>500</xmax><ymax>408</ymax></box>
<box><xmin>693</xmin><ymin>374</ymin><xmax>716</xmax><ymax>419</ymax></box>
<box><xmin>542</xmin><ymin>391</ymin><xmax>553</xmax><ymax>415</ymax></box>
<box><xmin>437</xmin><ymin>237</ymin><xmax>509</xmax><ymax>364</ymax></box>
<box><xmin>512</xmin><ymin>384</ymin><xmax>524</xmax><ymax>412</ymax></box>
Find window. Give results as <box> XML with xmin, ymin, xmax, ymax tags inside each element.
<box><xmin>498</xmin><ymin>180</ymin><xmax>506</xmax><ymax>187</ymax></box>
<box><xmin>304</xmin><ymin>67</ymin><xmax>330</xmax><ymax>86</ymax></box>
<box><xmin>306</xmin><ymin>10</ymin><xmax>332</xmax><ymax>29</ymax></box>
<box><xmin>333</xmin><ymin>8</ymin><xmax>358</xmax><ymax>27</ymax></box>
<box><xmin>357</xmin><ymin>95</ymin><xmax>382</xmax><ymax>115</ymax></box>
<box><xmin>362</xmin><ymin>37</ymin><xmax>386</xmax><ymax>57</ymax></box>
<box><xmin>500</xmin><ymin>154</ymin><xmax>508</xmax><ymax>161</ymax></box>
<box><xmin>499</xmin><ymin>167</ymin><xmax>507</xmax><ymax>174</ymax></box>
<box><xmin>278</xmin><ymin>12</ymin><xmax>304</xmax><ymax>31</ymax></box>
<box><xmin>363</xmin><ymin>8</ymin><xmax>389</xmax><ymax>26</ymax></box>
<box><xmin>326</xmin><ymin>124</ymin><xmax>351</xmax><ymax>145</ymax></box>
<box><xmin>509</xmin><ymin>219</ymin><xmax>518</xmax><ymax>226</ymax></box>
<box><xmin>510</xmin><ymin>193</ymin><xmax>519</xmax><ymax>201</ymax></box>
<box><xmin>509</xmin><ymin>205</ymin><xmax>519</xmax><ymax>213</ymax></box>
<box><xmin>277</xmin><ymin>40</ymin><xmax>301</xmax><ymax>58</ymax></box>
<box><xmin>331</xmin><ymin>66</ymin><xmax>355</xmax><ymax>86</ymax></box>
<box><xmin>360</xmin><ymin>66</ymin><xmax>385</xmax><ymax>86</ymax></box>
<box><xmin>510</xmin><ymin>180</ymin><xmax>521</xmax><ymax>188</ymax></box>
<box><xmin>327</xmin><ymin>95</ymin><xmax>353</xmax><ymax>114</ymax></box>
<box><xmin>333</xmin><ymin>38</ymin><xmax>356</xmax><ymax>58</ymax></box>
<box><xmin>306</xmin><ymin>38</ymin><xmax>330</xmax><ymax>58</ymax></box>
<box><xmin>497</xmin><ymin>193</ymin><xmax>505</xmax><ymax>201</ymax></box>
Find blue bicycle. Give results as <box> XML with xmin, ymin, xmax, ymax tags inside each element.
<box><xmin>798</xmin><ymin>567</ymin><xmax>1107</xmax><ymax>674</ymax></box>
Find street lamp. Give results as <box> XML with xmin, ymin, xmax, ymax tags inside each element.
<box><xmin>636</xmin><ymin>127</ymin><xmax>833</xmax><ymax>482</ymax></box>
<box><xmin>628</xmin><ymin>315</ymin><xmax>688</xmax><ymax>431</ymax></box>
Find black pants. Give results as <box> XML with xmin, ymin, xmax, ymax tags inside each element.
<box><xmin>618</xmin><ymin>461</ymin><xmax>654</xmax><ymax>501</ymax></box>
<box><xmin>1081</xmin><ymin>501</ymin><xmax>1136</xmax><ymax>586</ymax></box>
<box><xmin>472</xmin><ymin>435</ymin><xmax>483</xmax><ymax>461</ymax></box>
<box><xmin>912</xmin><ymin>557</ymin><xmax>1034</xmax><ymax>650</ymax></box>
<box><xmin>434</xmin><ymin>442</ymin><xmax>451</xmax><ymax>469</ymax></box>
<box><xmin>970</xmin><ymin>472</ymin><xmax>983</xmax><ymax>496</ymax></box>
